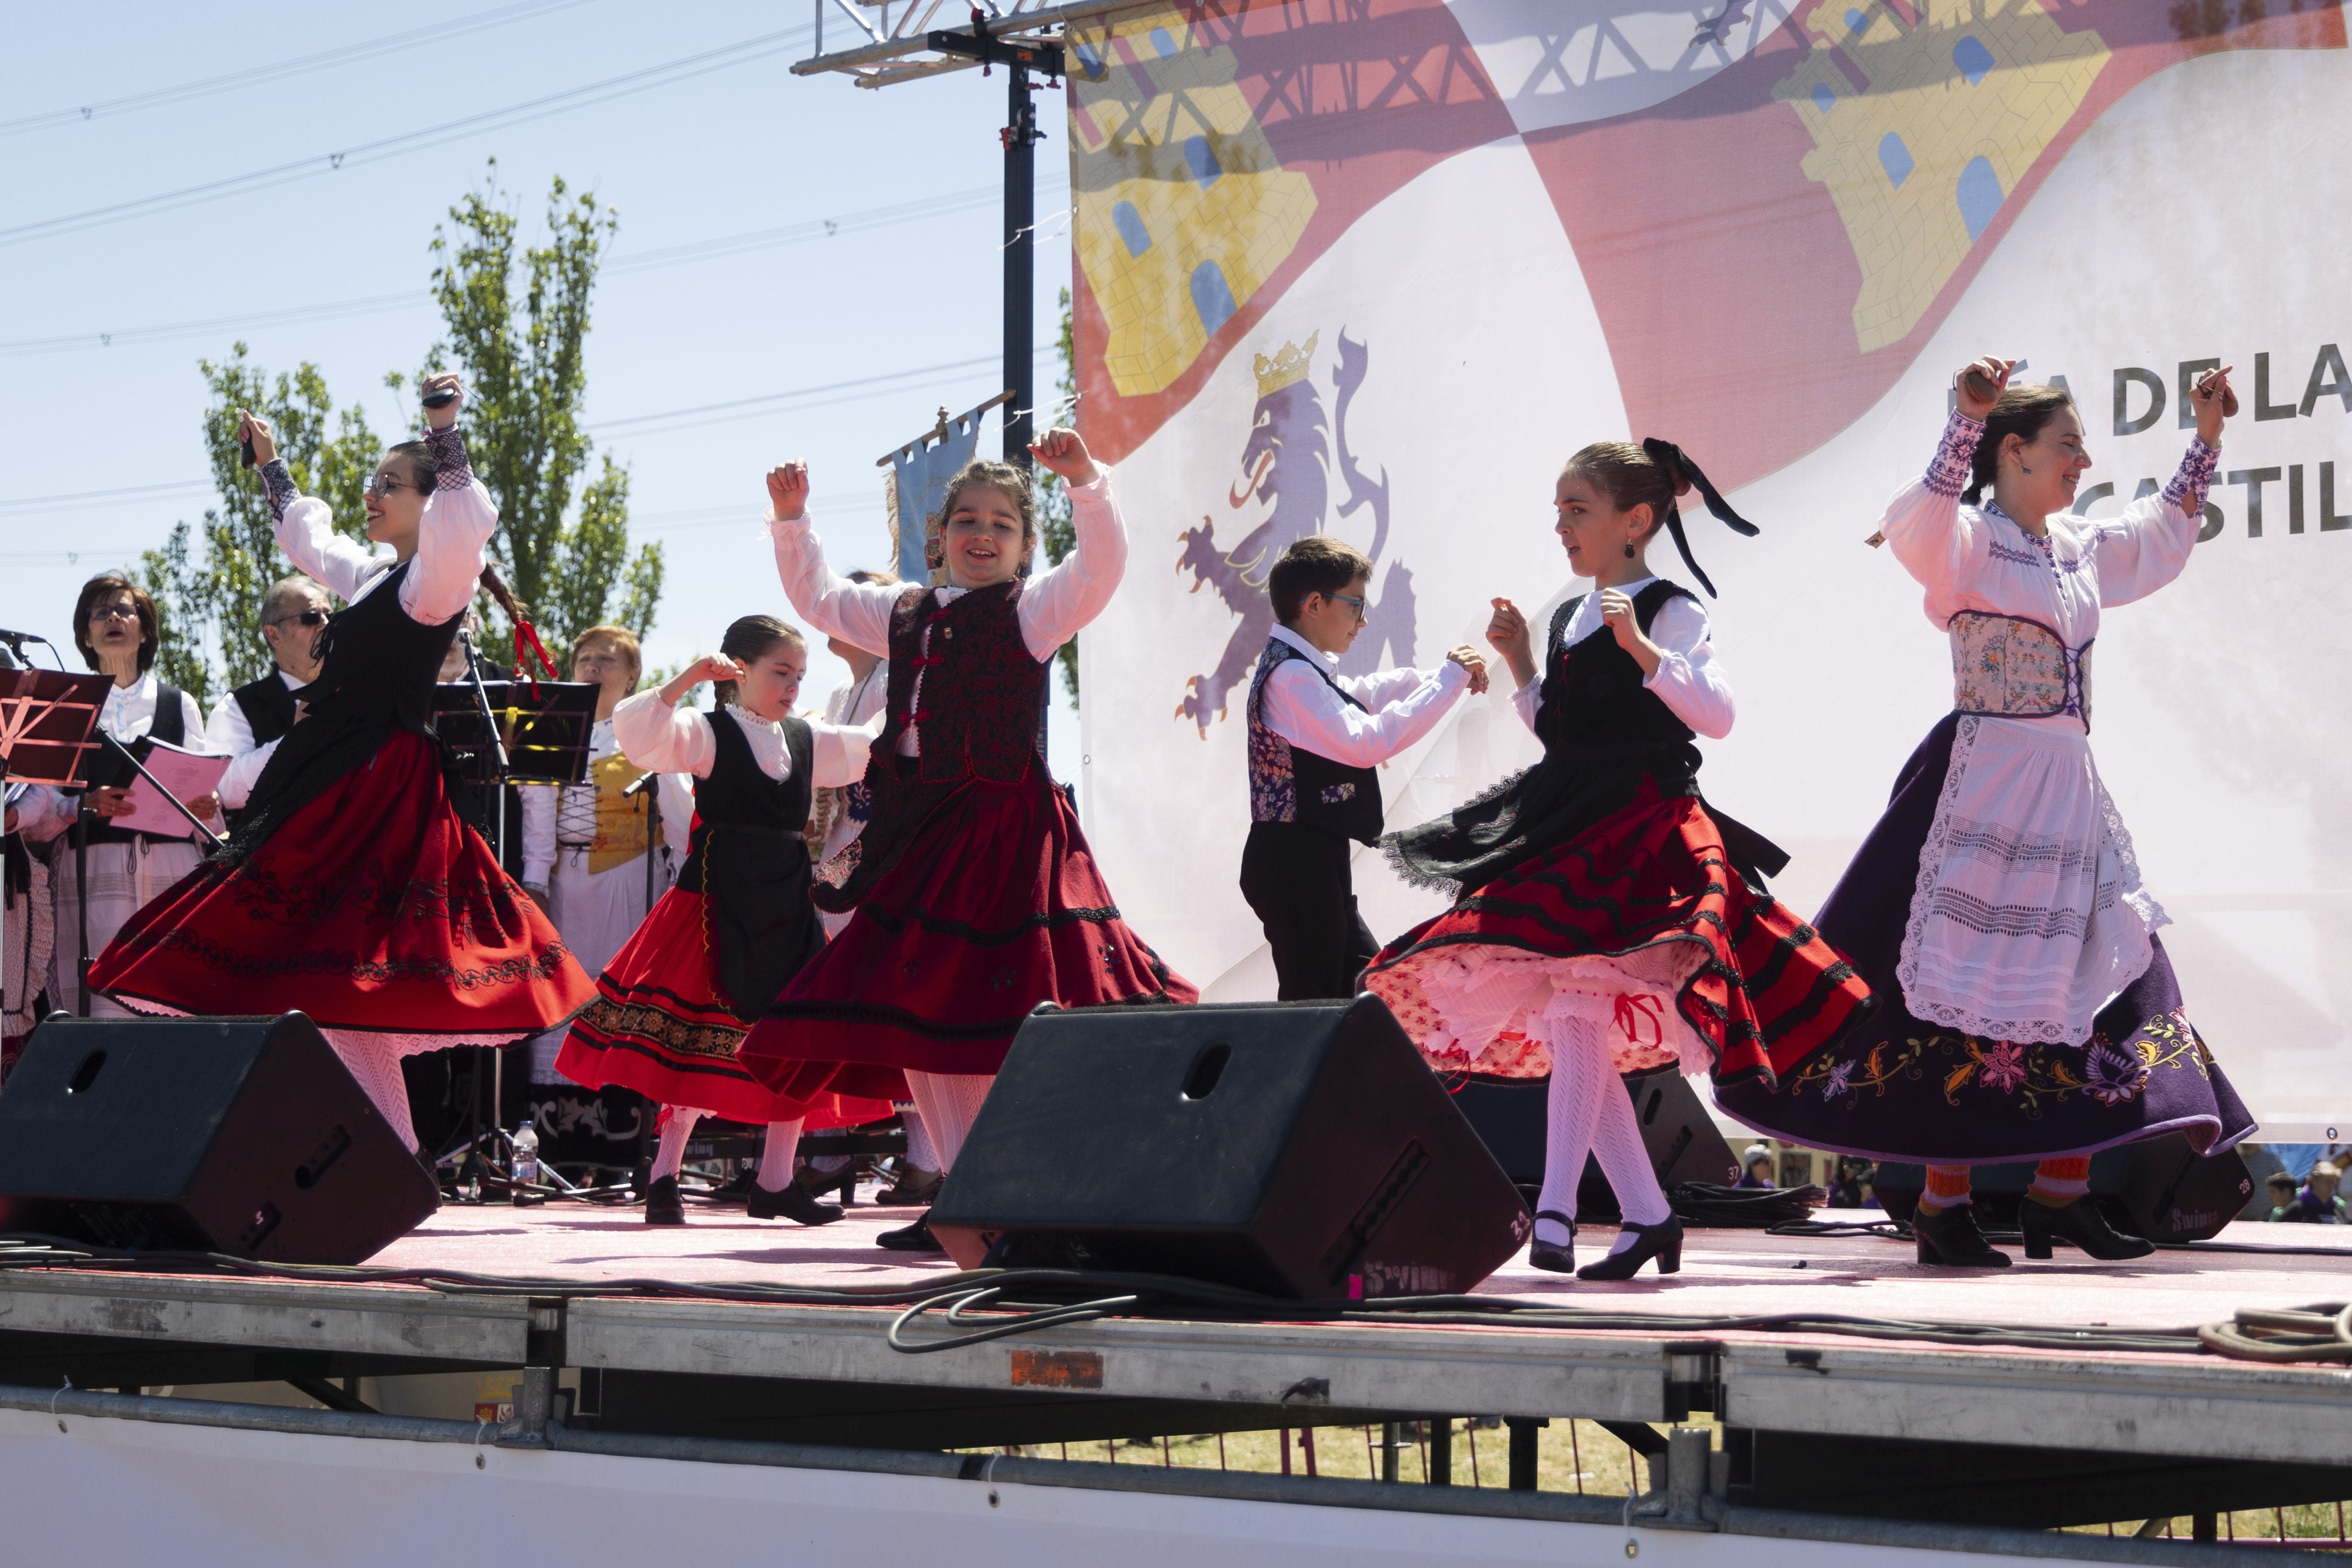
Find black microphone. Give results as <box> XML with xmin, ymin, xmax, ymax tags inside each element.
<box><xmin>0</xmin><ymin>628</ymin><xmax>46</xmax><ymax>651</ymax></box>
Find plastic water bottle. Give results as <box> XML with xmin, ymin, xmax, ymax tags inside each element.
<box><xmin>510</xmin><ymin>1125</ymin><xmax>540</xmax><ymax>1202</ymax></box>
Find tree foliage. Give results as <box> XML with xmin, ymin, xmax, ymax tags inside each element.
<box><xmin>422</xmin><ymin>165</ymin><xmax>663</xmax><ymax>653</ymax></box>
<box><xmin>141</xmin><ymin>166</ymin><xmax>663</xmax><ymax>701</ymax></box>
<box><xmin>140</xmin><ymin>347</ymin><xmax>379</xmax><ymax>706</ymax></box>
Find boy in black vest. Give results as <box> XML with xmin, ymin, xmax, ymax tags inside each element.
<box><xmin>1241</xmin><ymin>537</ymin><xmax>1486</xmax><ymax>999</ymax></box>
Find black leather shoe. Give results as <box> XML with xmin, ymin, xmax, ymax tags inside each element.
<box><xmin>877</xmin><ymin>1212</ymin><xmax>944</xmax><ymax>1252</ymax></box>
<box><xmin>643</xmin><ymin>1174</ymin><xmax>686</xmax><ymax>1227</ymax></box>
<box><xmin>2020</xmin><ymin>1196</ymin><xmax>2153</xmax><ymax>1261</ymax></box>
<box><xmin>1577</xmin><ymin>1215</ymin><xmax>1683</xmax><ymax>1281</ymax></box>
<box><xmin>1528</xmin><ymin>1209</ymin><xmax>1575</xmax><ymax>1273</ymax></box>
<box><xmin>749</xmin><ymin>1181</ymin><xmax>843</xmax><ymax>1226</ymax></box>
<box><xmin>877</xmin><ymin>1165</ymin><xmax>943</xmax><ymax>1206</ymax></box>
<box><xmin>1911</xmin><ymin>1201</ymin><xmax>2009</xmax><ymax>1268</ymax></box>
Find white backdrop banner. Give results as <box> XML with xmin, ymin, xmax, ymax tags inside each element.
<box><xmin>1064</xmin><ymin>2</ymin><xmax>2352</xmax><ymax>1138</ymax></box>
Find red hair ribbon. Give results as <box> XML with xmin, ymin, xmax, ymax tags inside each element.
<box><xmin>513</xmin><ymin>619</ymin><xmax>558</xmax><ymax>700</ymax></box>
<box><xmin>1613</xmin><ymin>992</ymin><xmax>1665</xmax><ymax>1050</ymax></box>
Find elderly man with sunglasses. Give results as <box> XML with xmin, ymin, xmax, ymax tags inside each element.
<box><xmin>206</xmin><ymin>576</ymin><xmax>333</xmax><ymax>821</ymax></box>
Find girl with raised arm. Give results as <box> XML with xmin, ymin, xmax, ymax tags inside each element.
<box><xmin>1716</xmin><ymin>359</ymin><xmax>2253</xmax><ymax>1269</ymax></box>
<box><xmin>738</xmin><ymin>429</ymin><xmax>1195</xmax><ymax>1253</ymax></box>
<box><xmin>88</xmin><ymin>376</ymin><xmax>594</xmax><ymax>1156</ymax></box>
<box><xmin>554</xmin><ymin>617</ymin><xmax>896</xmax><ymax>1226</ymax></box>
<box><xmin>1365</xmin><ymin>440</ymin><xmax>1871</xmax><ymax>1281</ymax></box>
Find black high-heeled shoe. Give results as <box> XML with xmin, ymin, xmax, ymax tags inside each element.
<box><xmin>1910</xmin><ymin>1201</ymin><xmax>2009</xmax><ymax>1268</ymax></box>
<box><xmin>2020</xmin><ymin>1196</ymin><xmax>2153</xmax><ymax>1261</ymax></box>
<box><xmin>1576</xmin><ymin>1215</ymin><xmax>1682</xmax><ymax>1281</ymax></box>
<box><xmin>643</xmin><ymin>1174</ymin><xmax>686</xmax><ymax>1227</ymax></box>
<box><xmin>1528</xmin><ymin>1210</ymin><xmax>1575</xmax><ymax>1273</ymax></box>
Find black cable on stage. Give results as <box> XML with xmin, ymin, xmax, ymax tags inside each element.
<box><xmin>1668</xmin><ymin>1182</ymin><xmax>1823</xmax><ymax>1228</ymax></box>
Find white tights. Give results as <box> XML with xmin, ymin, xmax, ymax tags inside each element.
<box><xmin>647</xmin><ymin>1109</ymin><xmax>804</xmax><ymax>1192</ymax></box>
<box><xmin>901</xmin><ymin>1071</ymin><xmax>994</xmax><ymax>1175</ymax></box>
<box><xmin>1533</xmin><ymin>1003</ymin><xmax>1673</xmax><ymax>1253</ymax></box>
<box><xmin>323</xmin><ymin>1029</ymin><xmax>419</xmax><ymax>1154</ymax></box>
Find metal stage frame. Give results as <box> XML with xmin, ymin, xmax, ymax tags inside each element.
<box><xmin>5</xmin><ymin>1220</ymin><xmax>2351</xmax><ymax>1560</ymax></box>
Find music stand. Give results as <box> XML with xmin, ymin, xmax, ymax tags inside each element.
<box><xmin>0</xmin><ymin>669</ymin><xmax>110</xmax><ymax>1025</ymax></box>
<box><xmin>429</xmin><ymin>673</ymin><xmax>597</xmax><ymax>1202</ymax></box>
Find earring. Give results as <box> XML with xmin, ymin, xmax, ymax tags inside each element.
<box><xmin>2021</xmin><ymin>465</ymin><xmax>2033</xmax><ymax>475</ymax></box>
<box><xmin>1623</xmin><ymin>540</ymin><xmax>1636</xmax><ymax>559</ymax></box>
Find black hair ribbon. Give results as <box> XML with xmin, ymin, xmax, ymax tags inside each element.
<box><xmin>1640</xmin><ymin>437</ymin><xmax>1759</xmax><ymax>598</ymax></box>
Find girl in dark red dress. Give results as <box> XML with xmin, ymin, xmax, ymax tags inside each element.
<box><xmin>1365</xmin><ymin>440</ymin><xmax>1871</xmax><ymax>1280</ymax></box>
<box><xmin>554</xmin><ymin>617</ymin><xmax>898</xmax><ymax>1226</ymax></box>
<box><xmin>89</xmin><ymin>377</ymin><xmax>594</xmax><ymax>1152</ymax></box>
<box><xmin>739</xmin><ymin>428</ymin><xmax>1196</xmax><ymax>1251</ymax></box>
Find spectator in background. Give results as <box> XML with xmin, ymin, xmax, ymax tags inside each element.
<box><xmin>2261</xmin><ymin>1172</ymin><xmax>2298</xmax><ymax>1221</ymax></box>
<box><xmin>208</xmin><ymin>576</ymin><xmax>331</xmax><ymax>824</ymax></box>
<box><xmin>2280</xmin><ymin>1163</ymin><xmax>2350</xmax><ymax>1224</ymax></box>
<box><xmin>1738</xmin><ymin>1144</ymin><xmax>1776</xmax><ymax>1190</ymax></box>
<box><xmin>1826</xmin><ymin>1157</ymin><xmax>1872</xmax><ymax>1209</ymax></box>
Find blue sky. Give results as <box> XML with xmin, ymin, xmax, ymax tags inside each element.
<box><xmin>1</xmin><ymin>0</ymin><xmax>1078</xmax><ymax>759</ymax></box>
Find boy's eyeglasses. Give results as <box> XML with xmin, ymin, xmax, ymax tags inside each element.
<box><xmin>1329</xmin><ymin>593</ymin><xmax>1368</xmax><ymax>623</ymax></box>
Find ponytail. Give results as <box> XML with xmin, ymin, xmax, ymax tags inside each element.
<box><xmin>477</xmin><ymin>561</ymin><xmax>528</xmax><ymax>625</ymax></box>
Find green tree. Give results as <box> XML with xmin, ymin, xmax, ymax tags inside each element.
<box><xmin>1035</xmin><ymin>286</ymin><xmax>1080</xmax><ymax>705</ymax></box>
<box><xmin>139</xmin><ymin>345</ymin><xmax>379</xmax><ymax>706</ymax></box>
<box><xmin>420</xmin><ymin>164</ymin><xmax>663</xmax><ymax>655</ymax></box>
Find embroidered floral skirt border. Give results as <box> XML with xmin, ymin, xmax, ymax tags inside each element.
<box><xmin>557</xmin><ymin>884</ymin><xmax>900</xmax><ymax>1126</ymax></box>
<box><xmin>1715</xmin><ymin>714</ymin><xmax>2255</xmax><ymax>1164</ymax></box>
<box><xmin>89</xmin><ymin>729</ymin><xmax>593</xmax><ymax>1047</ymax></box>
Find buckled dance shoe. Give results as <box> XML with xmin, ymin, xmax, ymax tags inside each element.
<box><xmin>1528</xmin><ymin>1210</ymin><xmax>1576</xmax><ymax>1274</ymax></box>
<box><xmin>748</xmin><ymin>1182</ymin><xmax>843</xmax><ymax>1226</ymax></box>
<box><xmin>1910</xmin><ymin>1202</ymin><xmax>2009</xmax><ymax>1268</ymax></box>
<box><xmin>1576</xmin><ymin>1215</ymin><xmax>1683</xmax><ymax>1281</ymax></box>
<box><xmin>643</xmin><ymin>1174</ymin><xmax>687</xmax><ymax>1228</ymax></box>
<box><xmin>2020</xmin><ymin>1196</ymin><xmax>2154</xmax><ymax>1261</ymax></box>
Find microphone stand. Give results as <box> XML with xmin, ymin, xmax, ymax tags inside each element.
<box><xmin>453</xmin><ymin>628</ymin><xmax>513</xmax><ymax>1202</ymax></box>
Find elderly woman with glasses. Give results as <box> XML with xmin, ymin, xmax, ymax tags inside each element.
<box><xmin>28</xmin><ymin>573</ymin><xmax>220</xmax><ymax>1019</ymax></box>
<box><xmin>89</xmin><ymin>375</ymin><xmax>593</xmax><ymax>1164</ymax></box>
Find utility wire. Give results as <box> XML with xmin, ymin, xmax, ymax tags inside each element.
<box><xmin>0</xmin><ymin>0</ymin><xmax>604</xmax><ymax>138</ymax></box>
<box><xmin>0</xmin><ymin>182</ymin><xmax>1068</xmax><ymax>358</ymax></box>
<box><xmin>0</xmin><ymin>24</ymin><xmax>816</xmax><ymax>249</ymax></box>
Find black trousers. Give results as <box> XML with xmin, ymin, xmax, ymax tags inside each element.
<box><xmin>1239</xmin><ymin>821</ymin><xmax>1379</xmax><ymax>1002</ymax></box>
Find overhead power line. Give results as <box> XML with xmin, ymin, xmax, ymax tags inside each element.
<box><xmin>0</xmin><ymin>346</ymin><xmax>1058</xmax><ymax>514</ymax></box>
<box><xmin>0</xmin><ymin>0</ymin><xmax>604</xmax><ymax>139</ymax></box>
<box><xmin>0</xmin><ymin>183</ymin><xmax>1071</xmax><ymax>358</ymax></box>
<box><xmin>0</xmin><ymin>24</ymin><xmax>816</xmax><ymax>249</ymax></box>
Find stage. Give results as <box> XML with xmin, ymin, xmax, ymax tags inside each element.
<box><xmin>4</xmin><ymin>1198</ymin><xmax>2351</xmax><ymax>1565</ymax></box>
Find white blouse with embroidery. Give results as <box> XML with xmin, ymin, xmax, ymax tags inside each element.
<box><xmin>1875</xmin><ymin>407</ymin><xmax>2220</xmax><ymax>1046</ymax></box>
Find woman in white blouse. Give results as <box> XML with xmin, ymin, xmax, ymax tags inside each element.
<box><xmin>1716</xmin><ymin>357</ymin><xmax>2254</xmax><ymax>1269</ymax></box>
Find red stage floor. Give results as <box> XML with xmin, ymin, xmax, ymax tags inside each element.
<box><xmin>366</xmin><ymin>1198</ymin><xmax>2352</xmax><ymax>1334</ymax></box>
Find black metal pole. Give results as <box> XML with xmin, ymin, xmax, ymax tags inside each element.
<box><xmin>1004</xmin><ymin>56</ymin><xmax>1036</xmax><ymax>469</ymax></box>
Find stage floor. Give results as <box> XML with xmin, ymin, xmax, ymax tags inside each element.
<box><xmin>368</xmin><ymin>1200</ymin><xmax>2352</xmax><ymax>1333</ymax></box>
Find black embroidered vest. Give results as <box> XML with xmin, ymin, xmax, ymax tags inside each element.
<box><xmin>1244</xmin><ymin>637</ymin><xmax>1382</xmax><ymax>846</ymax></box>
<box><xmin>1532</xmin><ymin>581</ymin><xmax>1699</xmax><ymax>756</ymax></box>
<box><xmin>680</xmin><ymin>708</ymin><xmax>821</xmax><ymax>1021</ymax></box>
<box><xmin>230</xmin><ymin>671</ymin><xmax>302</xmax><ymax>746</ymax></box>
<box><xmin>873</xmin><ymin>581</ymin><xmax>1043</xmax><ymax>786</ymax></box>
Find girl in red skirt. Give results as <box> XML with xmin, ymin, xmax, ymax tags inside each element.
<box><xmin>1365</xmin><ymin>440</ymin><xmax>1871</xmax><ymax>1280</ymax></box>
<box><xmin>89</xmin><ymin>377</ymin><xmax>594</xmax><ymax>1153</ymax></box>
<box><xmin>554</xmin><ymin>617</ymin><xmax>897</xmax><ymax>1226</ymax></box>
<box><xmin>739</xmin><ymin>429</ymin><xmax>1196</xmax><ymax>1251</ymax></box>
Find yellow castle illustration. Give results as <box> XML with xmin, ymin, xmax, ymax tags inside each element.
<box><xmin>1068</xmin><ymin>6</ymin><xmax>1318</xmax><ymax>397</ymax></box>
<box><xmin>1776</xmin><ymin>0</ymin><xmax>2108</xmax><ymax>352</ymax></box>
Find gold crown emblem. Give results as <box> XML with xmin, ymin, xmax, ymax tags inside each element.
<box><xmin>1253</xmin><ymin>331</ymin><xmax>1318</xmax><ymax>399</ymax></box>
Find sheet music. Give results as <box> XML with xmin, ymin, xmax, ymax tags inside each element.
<box><xmin>115</xmin><ymin>738</ymin><xmax>229</xmax><ymax>838</ymax></box>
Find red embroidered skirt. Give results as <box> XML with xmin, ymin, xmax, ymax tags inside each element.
<box><xmin>90</xmin><ymin>730</ymin><xmax>593</xmax><ymax>1048</ymax></box>
<box><xmin>740</xmin><ymin>774</ymin><xmax>1195</xmax><ymax>1079</ymax></box>
<box><xmin>1364</xmin><ymin>781</ymin><xmax>1869</xmax><ymax>1088</ymax></box>
<box><xmin>556</xmin><ymin>885</ymin><xmax>900</xmax><ymax>1126</ymax></box>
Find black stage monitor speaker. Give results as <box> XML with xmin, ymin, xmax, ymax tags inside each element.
<box><xmin>928</xmin><ymin>997</ymin><xmax>1532</xmax><ymax>1297</ymax></box>
<box><xmin>0</xmin><ymin>1014</ymin><xmax>438</xmax><ymax>1263</ymax></box>
<box><xmin>1451</xmin><ymin>1072</ymin><xmax>1740</xmax><ymax>1221</ymax></box>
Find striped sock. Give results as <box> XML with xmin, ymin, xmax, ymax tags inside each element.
<box><xmin>1917</xmin><ymin>1165</ymin><xmax>1973</xmax><ymax>1212</ymax></box>
<box><xmin>2027</xmin><ymin>1155</ymin><xmax>2092</xmax><ymax>1208</ymax></box>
